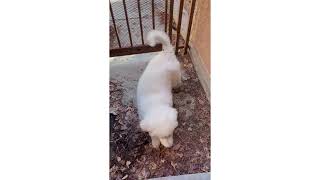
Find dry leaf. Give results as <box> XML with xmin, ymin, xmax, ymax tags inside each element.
<box><xmin>150</xmin><ymin>162</ymin><xmax>157</xmax><ymax>170</ymax></box>
<box><xmin>177</xmin><ymin>153</ymin><xmax>183</xmax><ymax>158</ymax></box>
<box><xmin>170</xmin><ymin>161</ymin><xmax>177</xmax><ymax>170</ymax></box>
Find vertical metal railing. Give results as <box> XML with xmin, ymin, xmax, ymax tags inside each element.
<box><xmin>184</xmin><ymin>0</ymin><xmax>197</xmax><ymax>54</ymax></box>
<box><xmin>110</xmin><ymin>0</ymin><xmax>197</xmax><ymax>57</ymax></box>
<box><xmin>110</xmin><ymin>1</ymin><xmax>121</xmax><ymax>48</ymax></box>
<box><xmin>175</xmin><ymin>0</ymin><xmax>185</xmax><ymax>55</ymax></box>
<box><xmin>137</xmin><ymin>0</ymin><xmax>144</xmax><ymax>45</ymax></box>
<box><xmin>151</xmin><ymin>0</ymin><xmax>155</xmax><ymax>29</ymax></box>
<box><xmin>164</xmin><ymin>0</ymin><xmax>168</xmax><ymax>32</ymax></box>
<box><xmin>122</xmin><ymin>0</ymin><xmax>133</xmax><ymax>47</ymax></box>
<box><xmin>168</xmin><ymin>0</ymin><xmax>174</xmax><ymax>41</ymax></box>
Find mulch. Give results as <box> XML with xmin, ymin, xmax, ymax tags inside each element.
<box><xmin>110</xmin><ymin>54</ymin><xmax>210</xmax><ymax>180</ymax></box>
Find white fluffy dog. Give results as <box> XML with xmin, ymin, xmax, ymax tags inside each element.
<box><xmin>137</xmin><ymin>30</ymin><xmax>182</xmax><ymax>148</ymax></box>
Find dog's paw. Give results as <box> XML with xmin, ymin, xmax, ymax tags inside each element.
<box><xmin>151</xmin><ymin>138</ymin><xmax>160</xmax><ymax>148</ymax></box>
<box><xmin>152</xmin><ymin>142</ymin><xmax>160</xmax><ymax>148</ymax></box>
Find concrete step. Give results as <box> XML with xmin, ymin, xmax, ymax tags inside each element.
<box><xmin>149</xmin><ymin>172</ymin><xmax>210</xmax><ymax>180</ymax></box>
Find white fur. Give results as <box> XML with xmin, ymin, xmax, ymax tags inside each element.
<box><xmin>137</xmin><ymin>30</ymin><xmax>182</xmax><ymax>148</ymax></box>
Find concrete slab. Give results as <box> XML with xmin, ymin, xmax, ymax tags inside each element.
<box><xmin>110</xmin><ymin>52</ymin><xmax>158</xmax><ymax>105</ymax></box>
<box><xmin>149</xmin><ymin>172</ymin><xmax>210</xmax><ymax>180</ymax></box>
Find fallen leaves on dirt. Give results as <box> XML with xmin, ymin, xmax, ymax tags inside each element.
<box><xmin>110</xmin><ymin>54</ymin><xmax>210</xmax><ymax>180</ymax></box>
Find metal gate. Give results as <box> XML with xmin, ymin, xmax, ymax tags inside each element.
<box><xmin>109</xmin><ymin>0</ymin><xmax>197</xmax><ymax>57</ymax></box>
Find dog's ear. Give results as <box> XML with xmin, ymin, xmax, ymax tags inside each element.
<box><xmin>140</xmin><ymin>119</ymin><xmax>151</xmax><ymax>132</ymax></box>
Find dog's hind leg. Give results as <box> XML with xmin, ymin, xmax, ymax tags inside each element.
<box><xmin>151</xmin><ymin>136</ymin><xmax>160</xmax><ymax>148</ymax></box>
<box><xmin>168</xmin><ymin>62</ymin><xmax>182</xmax><ymax>88</ymax></box>
<box><xmin>171</xmin><ymin>69</ymin><xmax>182</xmax><ymax>89</ymax></box>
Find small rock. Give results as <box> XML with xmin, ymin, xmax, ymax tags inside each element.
<box><xmin>188</xmin><ymin>127</ymin><xmax>192</xmax><ymax>131</ymax></box>
<box><xmin>126</xmin><ymin>161</ymin><xmax>131</xmax><ymax>167</ymax></box>
<box><xmin>141</xmin><ymin>155</ymin><xmax>146</xmax><ymax>162</ymax></box>
<box><xmin>199</xmin><ymin>99</ymin><xmax>205</xmax><ymax>105</ymax></box>
<box><xmin>182</xmin><ymin>75</ymin><xmax>190</xmax><ymax>81</ymax></box>
<box><xmin>122</xmin><ymin>175</ymin><xmax>128</xmax><ymax>179</ymax></box>
<box><xmin>120</xmin><ymin>125</ymin><xmax>128</xmax><ymax>130</ymax></box>
<box><xmin>117</xmin><ymin>156</ymin><xmax>121</xmax><ymax>162</ymax></box>
<box><xmin>173</xmin><ymin>144</ymin><xmax>181</xmax><ymax>151</ymax></box>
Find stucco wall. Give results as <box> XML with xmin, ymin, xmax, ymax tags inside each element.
<box><xmin>172</xmin><ymin>0</ymin><xmax>211</xmax><ymax>99</ymax></box>
<box><xmin>190</xmin><ymin>0</ymin><xmax>210</xmax><ymax>74</ymax></box>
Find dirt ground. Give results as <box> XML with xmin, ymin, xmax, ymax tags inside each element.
<box><xmin>110</xmin><ymin>53</ymin><xmax>210</xmax><ymax>180</ymax></box>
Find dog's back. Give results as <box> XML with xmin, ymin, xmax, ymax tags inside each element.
<box><xmin>137</xmin><ymin>53</ymin><xmax>174</xmax><ymax>119</ymax></box>
<box><xmin>137</xmin><ymin>30</ymin><xmax>179</xmax><ymax>119</ymax></box>
<box><xmin>136</xmin><ymin>30</ymin><xmax>181</xmax><ymax>148</ymax></box>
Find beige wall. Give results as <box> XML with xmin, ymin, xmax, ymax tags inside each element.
<box><xmin>173</xmin><ymin>0</ymin><xmax>211</xmax><ymax>99</ymax></box>
<box><xmin>190</xmin><ymin>0</ymin><xmax>210</xmax><ymax>74</ymax></box>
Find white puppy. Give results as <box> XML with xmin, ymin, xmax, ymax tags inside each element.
<box><xmin>137</xmin><ymin>30</ymin><xmax>182</xmax><ymax>148</ymax></box>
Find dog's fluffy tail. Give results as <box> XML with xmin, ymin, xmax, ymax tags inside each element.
<box><xmin>147</xmin><ymin>30</ymin><xmax>173</xmax><ymax>52</ymax></box>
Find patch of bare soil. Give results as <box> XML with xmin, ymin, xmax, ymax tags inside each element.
<box><xmin>110</xmin><ymin>54</ymin><xmax>210</xmax><ymax>180</ymax></box>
